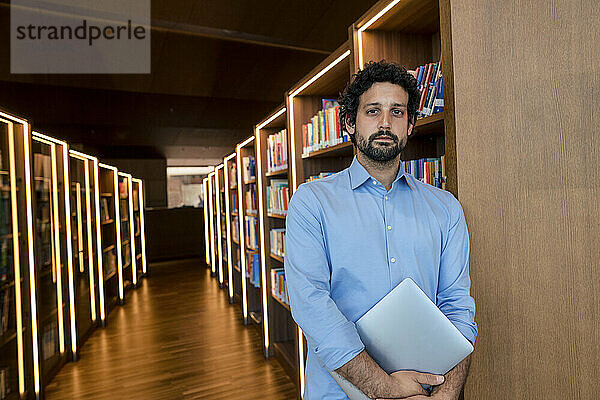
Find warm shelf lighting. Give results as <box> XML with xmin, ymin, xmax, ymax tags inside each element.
<box><xmin>100</xmin><ymin>163</ymin><xmax>124</xmax><ymax>303</ymax></box>
<box><xmin>236</xmin><ymin>140</ymin><xmax>253</xmax><ymax>324</ymax></box>
<box><xmin>33</xmin><ymin>132</ymin><xmax>77</xmax><ymax>359</ymax></box>
<box><xmin>203</xmin><ymin>178</ymin><xmax>210</xmax><ymax>266</ymax></box>
<box><xmin>3</xmin><ymin>117</ymin><xmax>26</xmax><ymax>395</ymax></box>
<box><xmin>119</xmin><ymin>173</ymin><xmax>137</xmax><ymax>286</ymax></box>
<box><xmin>83</xmin><ymin>159</ymin><xmax>97</xmax><ymax>322</ymax></box>
<box><xmin>208</xmin><ymin>172</ymin><xmax>216</xmax><ymax>274</ymax></box>
<box><xmin>76</xmin><ymin>182</ymin><xmax>84</xmax><ymax>273</ymax></box>
<box><xmin>357</xmin><ymin>0</ymin><xmax>402</xmax><ymax>70</ymax></box>
<box><xmin>224</xmin><ymin>153</ymin><xmax>236</xmax><ymax>301</ymax></box>
<box><xmin>132</xmin><ymin>178</ymin><xmax>148</xmax><ymax>275</ymax></box>
<box><xmin>254</xmin><ymin>107</ymin><xmax>286</xmax><ymax>355</ymax></box>
<box><xmin>215</xmin><ymin>164</ymin><xmax>224</xmax><ymax>285</ymax></box>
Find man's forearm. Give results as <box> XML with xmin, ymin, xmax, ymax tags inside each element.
<box><xmin>335</xmin><ymin>350</ymin><xmax>400</xmax><ymax>399</ymax></box>
<box><xmin>430</xmin><ymin>355</ymin><xmax>471</xmax><ymax>399</ymax></box>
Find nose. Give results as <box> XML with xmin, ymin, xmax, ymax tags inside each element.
<box><xmin>379</xmin><ymin>110</ymin><xmax>392</xmax><ymax>130</ymax></box>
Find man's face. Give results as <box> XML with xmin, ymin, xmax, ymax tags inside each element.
<box><xmin>347</xmin><ymin>82</ymin><xmax>414</xmax><ymax>162</ymax></box>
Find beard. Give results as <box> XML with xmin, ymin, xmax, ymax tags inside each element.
<box><xmin>355</xmin><ymin>128</ymin><xmax>407</xmax><ymax>162</ymax></box>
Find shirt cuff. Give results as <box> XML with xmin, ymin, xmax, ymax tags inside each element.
<box><xmin>314</xmin><ymin>320</ymin><xmax>365</xmax><ymax>371</ymax></box>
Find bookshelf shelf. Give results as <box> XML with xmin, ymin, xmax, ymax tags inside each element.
<box><xmin>0</xmin><ymin>330</ymin><xmax>18</xmax><ymax>349</ymax></box>
<box><xmin>302</xmin><ymin>141</ymin><xmax>354</xmax><ymax>159</ymax></box>
<box><xmin>244</xmin><ymin>178</ymin><xmax>256</xmax><ymax>184</ymax></box>
<box><xmin>271</xmin><ymin>293</ymin><xmax>291</xmax><ymax>313</ymax></box>
<box><xmin>266</xmin><ymin>168</ymin><xmax>288</xmax><ymax>177</ymax></box>
<box><xmin>101</xmin><ymin>192</ymin><xmax>113</xmax><ymax>197</ymax></box>
<box><xmin>105</xmin><ymin>270</ymin><xmax>117</xmax><ymax>280</ymax></box>
<box><xmin>102</xmin><ymin>244</ymin><xmax>115</xmax><ymax>253</ymax></box>
<box><xmin>267</xmin><ymin>213</ymin><xmax>286</xmax><ymax>219</ymax></box>
<box><xmin>102</xmin><ymin>219</ymin><xmax>115</xmax><ymax>225</ymax></box>
<box><xmin>270</xmin><ymin>253</ymin><xmax>285</xmax><ymax>263</ymax></box>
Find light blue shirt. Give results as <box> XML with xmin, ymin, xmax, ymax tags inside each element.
<box><xmin>284</xmin><ymin>157</ymin><xmax>477</xmax><ymax>399</ymax></box>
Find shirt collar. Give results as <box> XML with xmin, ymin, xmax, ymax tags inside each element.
<box><xmin>348</xmin><ymin>156</ymin><xmax>415</xmax><ymax>191</ymax></box>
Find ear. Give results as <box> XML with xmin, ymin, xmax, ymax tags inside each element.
<box><xmin>407</xmin><ymin>120</ymin><xmax>415</xmax><ymax>137</ymax></box>
<box><xmin>345</xmin><ymin>116</ymin><xmax>355</xmax><ymax>135</ymax></box>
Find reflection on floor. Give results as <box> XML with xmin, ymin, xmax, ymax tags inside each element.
<box><xmin>45</xmin><ymin>258</ymin><xmax>297</xmax><ymax>399</ymax></box>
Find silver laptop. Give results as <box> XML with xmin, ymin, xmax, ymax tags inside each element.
<box><xmin>330</xmin><ymin>278</ymin><xmax>474</xmax><ymax>399</ymax></box>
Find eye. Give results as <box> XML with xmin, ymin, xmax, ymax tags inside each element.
<box><xmin>366</xmin><ymin>108</ymin><xmax>379</xmax><ymax>115</ymax></box>
<box><xmin>391</xmin><ymin>109</ymin><xmax>405</xmax><ymax>116</ymax></box>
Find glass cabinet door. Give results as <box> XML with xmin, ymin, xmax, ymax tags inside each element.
<box><xmin>69</xmin><ymin>155</ymin><xmax>99</xmax><ymax>348</ymax></box>
<box><xmin>31</xmin><ymin>136</ymin><xmax>70</xmax><ymax>384</ymax></box>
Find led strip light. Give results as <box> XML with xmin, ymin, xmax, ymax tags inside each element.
<box><xmin>236</xmin><ymin>139</ymin><xmax>253</xmax><ymax>324</ymax></box>
<box><xmin>254</xmin><ymin>107</ymin><xmax>286</xmax><ymax>355</ymax></box>
<box><xmin>118</xmin><ymin>172</ymin><xmax>137</xmax><ymax>286</ymax></box>
<box><xmin>203</xmin><ymin>178</ymin><xmax>210</xmax><ymax>266</ymax></box>
<box><xmin>287</xmin><ymin>49</ymin><xmax>350</xmax><ymax>398</ymax></box>
<box><xmin>76</xmin><ymin>182</ymin><xmax>84</xmax><ymax>274</ymax></box>
<box><xmin>70</xmin><ymin>150</ymin><xmax>105</xmax><ymax>324</ymax></box>
<box><xmin>215</xmin><ymin>164</ymin><xmax>224</xmax><ymax>285</ymax></box>
<box><xmin>208</xmin><ymin>172</ymin><xmax>216</xmax><ymax>274</ymax></box>
<box><xmin>83</xmin><ymin>159</ymin><xmax>97</xmax><ymax>321</ymax></box>
<box><xmin>99</xmin><ymin>163</ymin><xmax>124</xmax><ymax>303</ymax></box>
<box><xmin>33</xmin><ymin>131</ymin><xmax>77</xmax><ymax>360</ymax></box>
<box><xmin>223</xmin><ymin>153</ymin><xmax>236</xmax><ymax>302</ymax></box>
<box><xmin>131</xmin><ymin>178</ymin><xmax>147</xmax><ymax>276</ymax></box>
<box><xmin>357</xmin><ymin>0</ymin><xmax>402</xmax><ymax>70</ymax></box>
<box><xmin>2</xmin><ymin>117</ymin><xmax>26</xmax><ymax>396</ymax></box>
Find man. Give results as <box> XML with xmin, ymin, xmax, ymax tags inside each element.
<box><xmin>284</xmin><ymin>61</ymin><xmax>477</xmax><ymax>399</ymax></box>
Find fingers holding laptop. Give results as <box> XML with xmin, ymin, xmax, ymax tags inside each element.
<box><xmin>376</xmin><ymin>371</ymin><xmax>444</xmax><ymax>400</ymax></box>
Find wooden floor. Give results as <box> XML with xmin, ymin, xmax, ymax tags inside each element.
<box><xmin>45</xmin><ymin>258</ymin><xmax>297</xmax><ymax>399</ymax></box>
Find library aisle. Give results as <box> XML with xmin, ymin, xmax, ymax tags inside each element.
<box><xmin>44</xmin><ymin>258</ymin><xmax>296</xmax><ymax>400</ymax></box>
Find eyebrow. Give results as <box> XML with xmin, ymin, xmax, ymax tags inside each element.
<box><xmin>362</xmin><ymin>102</ymin><xmax>407</xmax><ymax>108</ymax></box>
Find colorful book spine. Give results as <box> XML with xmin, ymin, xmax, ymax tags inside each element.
<box><xmin>302</xmin><ymin>101</ymin><xmax>349</xmax><ymax>156</ymax></box>
<box><xmin>403</xmin><ymin>156</ymin><xmax>446</xmax><ymax>189</ymax></box>
<box><xmin>411</xmin><ymin>60</ymin><xmax>444</xmax><ymax>118</ymax></box>
<box><xmin>266</xmin><ymin>179</ymin><xmax>289</xmax><ymax>215</ymax></box>
<box><xmin>244</xmin><ymin>215</ymin><xmax>259</xmax><ymax>250</ymax></box>
<box><xmin>271</xmin><ymin>268</ymin><xmax>289</xmax><ymax>305</ymax></box>
<box><xmin>245</xmin><ymin>183</ymin><xmax>257</xmax><ymax>213</ymax></box>
<box><xmin>270</xmin><ymin>228</ymin><xmax>285</xmax><ymax>257</ymax></box>
<box><xmin>242</xmin><ymin>156</ymin><xmax>256</xmax><ymax>182</ymax></box>
<box><xmin>306</xmin><ymin>172</ymin><xmax>334</xmax><ymax>182</ymax></box>
<box><xmin>267</xmin><ymin>129</ymin><xmax>288</xmax><ymax>173</ymax></box>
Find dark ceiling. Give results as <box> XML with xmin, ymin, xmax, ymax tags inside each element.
<box><xmin>0</xmin><ymin>0</ymin><xmax>378</xmax><ymax>163</ymax></box>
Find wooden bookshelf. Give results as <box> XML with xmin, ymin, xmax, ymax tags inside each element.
<box><xmin>0</xmin><ymin>113</ymin><xmax>36</xmax><ymax>399</ymax></box>
<box><xmin>131</xmin><ymin>178</ymin><xmax>147</xmax><ymax>279</ymax></box>
<box><xmin>215</xmin><ymin>164</ymin><xmax>226</xmax><ymax>287</ymax></box>
<box><xmin>266</xmin><ymin>168</ymin><xmax>288</xmax><ymax>177</ymax></box>
<box><xmin>31</xmin><ymin>133</ymin><xmax>73</xmax><ymax>386</ymax></box>
<box><xmin>99</xmin><ymin>164</ymin><xmax>122</xmax><ymax>310</ymax></box>
<box><xmin>236</xmin><ymin>135</ymin><xmax>260</xmax><ymax>327</ymax></box>
<box><xmin>350</xmin><ymin>0</ymin><xmax>454</xmax><ymax>194</ymax></box>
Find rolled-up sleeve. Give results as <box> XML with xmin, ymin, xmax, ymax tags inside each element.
<box><xmin>284</xmin><ymin>184</ymin><xmax>364</xmax><ymax>371</ymax></box>
<box><xmin>437</xmin><ymin>197</ymin><xmax>478</xmax><ymax>345</ymax></box>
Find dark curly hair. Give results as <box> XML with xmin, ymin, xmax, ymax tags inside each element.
<box><xmin>338</xmin><ymin>60</ymin><xmax>420</xmax><ymax>144</ymax></box>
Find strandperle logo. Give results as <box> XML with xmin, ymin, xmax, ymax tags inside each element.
<box><xmin>15</xmin><ymin>19</ymin><xmax>147</xmax><ymax>46</ymax></box>
<box><xmin>11</xmin><ymin>0</ymin><xmax>150</xmax><ymax>73</ymax></box>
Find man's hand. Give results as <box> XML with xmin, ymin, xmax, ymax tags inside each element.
<box><xmin>375</xmin><ymin>371</ymin><xmax>444</xmax><ymax>400</ymax></box>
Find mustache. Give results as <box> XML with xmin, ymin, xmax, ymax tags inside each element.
<box><xmin>368</xmin><ymin>130</ymin><xmax>399</xmax><ymax>143</ymax></box>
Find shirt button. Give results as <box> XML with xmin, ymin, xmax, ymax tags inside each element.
<box><xmin>387</xmin><ymin>225</ymin><xmax>392</xmax><ymax>231</ymax></box>
<box><xmin>391</xmin><ymin>257</ymin><xmax>396</xmax><ymax>263</ymax></box>
<box><xmin>385</xmin><ymin>195</ymin><xmax>389</xmax><ymax>200</ymax></box>
<box><xmin>373</xmin><ymin>180</ymin><xmax>378</xmax><ymax>185</ymax></box>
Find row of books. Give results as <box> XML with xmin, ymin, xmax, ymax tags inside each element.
<box><xmin>270</xmin><ymin>229</ymin><xmax>285</xmax><ymax>257</ymax></box>
<box><xmin>230</xmin><ymin>190</ymin><xmax>238</xmax><ymax>214</ymax></box>
<box><xmin>0</xmin><ymin>288</ymin><xmax>10</xmax><ymax>335</ymax></box>
<box><xmin>41</xmin><ymin>320</ymin><xmax>57</xmax><ymax>361</ymax></box>
<box><xmin>118</xmin><ymin>180</ymin><xmax>128</xmax><ymax>199</ymax></box>
<box><xmin>245</xmin><ymin>251</ymin><xmax>260</xmax><ymax>288</ymax></box>
<box><xmin>245</xmin><ymin>183</ymin><xmax>257</xmax><ymax>214</ymax></box>
<box><xmin>232</xmin><ymin>215</ymin><xmax>239</xmax><ymax>242</ymax></box>
<box><xmin>403</xmin><ymin>156</ymin><xmax>446</xmax><ymax>189</ymax></box>
<box><xmin>306</xmin><ymin>172</ymin><xmax>334</xmax><ymax>182</ymax></box>
<box><xmin>229</xmin><ymin>164</ymin><xmax>238</xmax><ymax>188</ymax></box>
<box><xmin>0</xmin><ymin>240</ymin><xmax>13</xmax><ymax>282</ymax></box>
<box><xmin>103</xmin><ymin>250</ymin><xmax>117</xmax><ymax>279</ymax></box>
<box><xmin>267</xmin><ymin>179</ymin><xmax>289</xmax><ymax>215</ymax></box>
<box><xmin>0</xmin><ymin>366</ymin><xmax>10</xmax><ymax>399</ymax></box>
<box><xmin>0</xmin><ymin>190</ymin><xmax>11</xmax><ymax>233</ymax></box>
<box><xmin>244</xmin><ymin>216</ymin><xmax>259</xmax><ymax>251</ymax></box>
<box><xmin>242</xmin><ymin>156</ymin><xmax>256</xmax><ymax>182</ymax></box>
<box><xmin>267</xmin><ymin>129</ymin><xmax>288</xmax><ymax>173</ymax></box>
<box><xmin>101</xmin><ymin>198</ymin><xmax>112</xmax><ymax>221</ymax></box>
<box><xmin>302</xmin><ymin>100</ymin><xmax>351</xmax><ymax>156</ymax></box>
<box><xmin>411</xmin><ymin>61</ymin><xmax>444</xmax><ymax>118</ymax></box>
<box><xmin>271</xmin><ymin>268</ymin><xmax>289</xmax><ymax>305</ymax></box>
